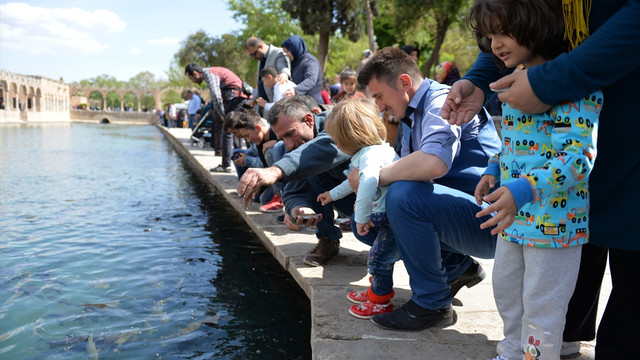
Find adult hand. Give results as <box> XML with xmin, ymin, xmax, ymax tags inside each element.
<box><xmin>256</xmin><ymin>97</ymin><xmax>267</xmax><ymax>108</ymax></box>
<box><xmin>233</xmin><ymin>153</ymin><xmax>246</xmax><ymax>167</ymax></box>
<box><xmin>441</xmin><ymin>79</ymin><xmax>485</xmax><ymax>126</ymax></box>
<box><xmin>476</xmin><ymin>186</ymin><xmax>517</xmax><ymax>236</ymax></box>
<box><xmin>491</xmin><ymin>69</ymin><xmax>552</xmax><ymax>114</ymax></box>
<box><xmin>283</xmin><ymin>213</ymin><xmax>300</xmax><ymax>231</ymax></box>
<box><xmin>261</xmin><ymin>140</ymin><xmax>278</xmax><ymax>154</ymax></box>
<box><xmin>290</xmin><ymin>206</ymin><xmax>323</xmax><ymax>227</ymax></box>
<box><xmin>347</xmin><ymin>167</ymin><xmax>359</xmax><ymax>193</ymax></box>
<box><xmin>237</xmin><ymin>167</ymin><xmax>283</xmax><ymax>208</ymax></box>
<box><xmin>275</xmin><ymin>73</ymin><xmax>289</xmax><ymax>85</ymax></box>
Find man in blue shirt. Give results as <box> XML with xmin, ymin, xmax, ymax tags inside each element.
<box><xmin>185</xmin><ymin>89</ymin><xmax>202</xmax><ymax>129</ymax></box>
<box><xmin>356</xmin><ymin>47</ymin><xmax>501</xmax><ymax>331</ymax></box>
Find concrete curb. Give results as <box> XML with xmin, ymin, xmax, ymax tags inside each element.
<box><xmin>158</xmin><ymin>125</ymin><xmax>605</xmax><ymax>360</ymax></box>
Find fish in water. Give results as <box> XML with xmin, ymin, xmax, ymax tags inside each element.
<box><xmin>86</xmin><ymin>333</ymin><xmax>99</xmax><ymax>360</ymax></box>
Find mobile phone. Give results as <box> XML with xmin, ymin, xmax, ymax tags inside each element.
<box><xmin>490</xmin><ymin>87</ymin><xmax>511</xmax><ymax>93</ymax></box>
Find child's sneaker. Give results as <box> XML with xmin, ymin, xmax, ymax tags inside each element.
<box><xmin>259</xmin><ymin>195</ymin><xmax>284</xmax><ymax>213</ymax></box>
<box><xmin>349</xmin><ymin>300</ymin><xmax>393</xmax><ymax>319</ymax></box>
<box><xmin>347</xmin><ymin>289</ymin><xmax>370</xmax><ymax>304</ymax></box>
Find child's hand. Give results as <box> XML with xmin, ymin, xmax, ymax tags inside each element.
<box><xmin>356</xmin><ymin>221</ymin><xmax>375</xmax><ymax>236</ymax></box>
<box><xmin>474</xmin><ymin>174</ymin><xmax>497</xmax><ymax>205</ymax></box>
<box><xmin>316</xmin><ymin>191</ymin><xmax>333</xmax><ymax>206</ymax></box>
<box><xmin>476</xmin><ymin>186</ymin><xmax>517</xmax><ymax>235</ymax></box>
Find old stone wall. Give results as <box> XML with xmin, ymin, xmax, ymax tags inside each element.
<box><xmin>0</xmin><ymin>70</ymin><xmax>70</xmax><ymax>123</ymax></box>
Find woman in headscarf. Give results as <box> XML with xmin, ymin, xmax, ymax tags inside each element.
<box><xmin>434</xmin><ymin>61</ymin><xmax>461</xmax><ymax>86</ymax></box>
<box><xmin>281</xmin><ymin>35</ymin><xmax>324</xmax><ymax>104</ymax></box>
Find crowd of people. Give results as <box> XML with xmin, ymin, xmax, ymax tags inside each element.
<box><xmin>159</xmin><ymin>1</ymin><xmax>639</xmax><ymax>358</ymax></box>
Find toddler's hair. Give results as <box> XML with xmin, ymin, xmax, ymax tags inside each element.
<box><xmin>467</xmin><ymin>0</ymin><xmax>568</xmax><ymax>71</ymax></box>
<box><xmin>325</xmin><ymin>98</ymin><xmax>386</xmax><ymax>155</ymax></box>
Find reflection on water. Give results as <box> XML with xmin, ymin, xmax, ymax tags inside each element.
<box><xmin>0</xmin><ymin>123</ymin><xmax>310</xmax><ymax>359</ymax></box>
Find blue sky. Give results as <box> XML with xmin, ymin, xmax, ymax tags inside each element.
<box><xmin>0</xmin><ymin>1</ymin><xmax>242</xmax><ymax>83</ymax></box>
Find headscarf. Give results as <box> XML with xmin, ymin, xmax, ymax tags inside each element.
<box><xmin>401</xmin><ymin>45</ymin><xmax>419</xmax><ymax>59</ymax></box>
<box><xmin>282</xmin><ymin>35</ymin><xmax>307</xmax><ymax>68</ymax></box>
<box><xmin>434</xmin><ymin>61</ymin><xmax>461</xmax><ymax>86</ymax></box>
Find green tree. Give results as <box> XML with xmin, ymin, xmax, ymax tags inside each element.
<box><xmin>173</xmin><ymin>31</ymin><xmax>252</xmax><ymax>86</ymax></box>
<box><xmin>281</xmin><ymin>0</ymin><xmax>367</xmax><ymax>73</ymax></box>
<box><xmin>437</xmin><ymin>24</ymin><xmax>480</xmax><ymax>76</ymax></box>
<box><xmin>87</xmin><ymin>74</ymin><xmax>122</xmax><ymax>89</ymax></box>
<box><xmin>229</xmin><ymin>0</ymin><xmax>302</xmax><ymax>85</ymax></box>
<box><xmin>123</xmin><ymin>93</ymin><xmax>138</xmax><ymax>110</ymax></box>
<box><xmin>128</xmin><ymin>71</ymin><xmax>158</xmax><ymax>91</ymax></box>
<box><xmin>105</xmin><ymin>91</ymin><xmax>121</xmax><ymax>109</ymax></box>
<box><xmin>393</xmin><ymin>0</ymin><xmax>468</xmax><ymax>77</ymax></box>
<box><xmin>88</xmin><ymin>91</ymin><xmax>103</xmax><ymax>108</ymax></box>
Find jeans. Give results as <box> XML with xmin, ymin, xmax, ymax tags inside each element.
<box><xmin>232</xmin><ymin>148</ymin><xmax>263</xmax><ymax>180</ymax></box>
<box><xmin>188</xmin><ymin>114</ymin><xmax>196</xmax><ymax>129</ymax></box>
<box><xmin>352</xmin><ymin>212</ymin><xmax>401</xmax><ymax>296</ymax></box>
<box><xmin>305</xmin><ymin>174</ymin><xmax>355</xmax><ymax>243</ymax></box>
<box><xmin>385</xmin><ymin>181</ymin><xmax>496</xmax><ymax>310</ymax></box>
<box><xmin>265</xmin><ymin>141</ymin><xmax>286</xmax><ymax>196</ymax></box>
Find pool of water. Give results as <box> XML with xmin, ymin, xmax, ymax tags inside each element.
<box><xmin>0</xmin><ymin>123</ymin><xmax>311</xmax><ymax>360</ymax></box>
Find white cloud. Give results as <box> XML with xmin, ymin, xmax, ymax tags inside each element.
<box><xmin>148</xmin><ymin>37</ymin><xmax>180</xmax><ymax>46</ymax></box>
<box><xmin>130</xmin><ymin>47</ymin><xmax>142</xmax><ymax>55</ymax></box>
<box><xmin>0</xmin><ymin>2</ymin><xmax>126</xmax><ymax>55</ymax></box>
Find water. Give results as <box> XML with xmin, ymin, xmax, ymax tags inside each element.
<box><xmin>0</xmin><ymin>123</ymin><xmax>311</xmax><ymax>360</ymax></box>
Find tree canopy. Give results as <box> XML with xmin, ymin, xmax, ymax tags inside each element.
<box><xmin>74</xmin><ymin>0</ymin><xmax>481</xmax><ymax>99</ymax></box>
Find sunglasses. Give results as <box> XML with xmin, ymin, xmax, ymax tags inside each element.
<box><xmin>249</xmin><ymin>48</ymin><xmax>259</xmax><ymax>58</ymax></box>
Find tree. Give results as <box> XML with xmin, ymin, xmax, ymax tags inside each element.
<box><xmin>394</xmin><ymin>0</ymin><xmax>468</xmax><ymax>77</ymax></box>
<box><xmin>228</xmin><ymin>0</ymin><xmax>301</xmax><ymax>84</ymax></box>
<box><xmin>128</xmin><ymin>71</ymin><xmax>158</xmax><ymax>91</ymax></box>
<box><xmin>281</xmin><ymin>0</ymin><xmax>366</xmax><ymax>73</ymax></box>
<box><xmin>172</xmin><ymin>31</ymin><xmax>252</xmax><ymax>86</ymax></box>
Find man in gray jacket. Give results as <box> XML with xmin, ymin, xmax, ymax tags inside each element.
<box><xmin>237</xmin><ymin>96</ymin><xmax>352</xmax><ymax>267</ymax></box>
<box><xmin>245</xmin><ymin>37</ymin><xmax>291</xmax><ymax>116</ymax></box>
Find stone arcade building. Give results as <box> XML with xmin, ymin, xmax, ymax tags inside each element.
<box><xmin>0</xmin><ymin>70</ymin><xmax>70</xmax><ymax>122</ymax></box>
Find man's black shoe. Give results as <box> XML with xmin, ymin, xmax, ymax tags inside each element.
<box><xmin>370</xmin><ymin>300</ymin><xmax>455</xmax><ymax>332</ymax></box>
<box><xmin>449</xmin><ymin>260</ymin><xmax>486</xmax><ymax>298</ymax></box>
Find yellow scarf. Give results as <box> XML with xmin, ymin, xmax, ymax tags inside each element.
<box><xmin>563</xmin><ymin>0</ymin><xmax>592</xmax><ymax>49</ymax></box>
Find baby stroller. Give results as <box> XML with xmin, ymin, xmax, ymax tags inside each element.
<box><xmin>190</xmin><ymin>103</ymin><xmax>214</xmax><ymax>148</ymax></box>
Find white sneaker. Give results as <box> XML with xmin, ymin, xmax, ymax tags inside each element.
<box><xmin>560</xmin><ymin>341</ymin><xmax>581</xmax><ymax>357</ymax></box>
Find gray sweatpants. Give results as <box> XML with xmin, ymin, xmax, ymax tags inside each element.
<box><xmin>493</xmin><ymin>239</ymin><xmax>581</xmax><ymax>360</ymax></box>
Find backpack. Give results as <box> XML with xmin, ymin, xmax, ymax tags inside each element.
<box><xmin>241</xmin><ymin>81</ymin><xmax>253</xmax><ymax>97</ymax></box>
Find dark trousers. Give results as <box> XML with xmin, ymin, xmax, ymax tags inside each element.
<box><xmin>563</xmin><ymin>244</ymin><xmax>640</xmax><ymax>358</ymax></box>
<box><xmin>218</xmin><ymin>97</ymin><xmax>248</xmax><ymax>168</ymax></box>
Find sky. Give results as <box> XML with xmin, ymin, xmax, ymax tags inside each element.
<box><xmin>0</xmin><ymin>1</ymin><xmax>242</xmax><ymax>83</ymax></box>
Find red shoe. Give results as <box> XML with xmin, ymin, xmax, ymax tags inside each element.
<box><xmin>347</xmin><ymin>289</ymin><xmax>370</xmax><ymax>304</ymax></box>
<box><xmin>259</xmin><ymin>195</ymin><xmax>284</xmax><ymax>213</ymax></box>
<box><xmin>349</xmin><ymin>300</ymin><xmax>393</xmax><ymax>319</ymax></box>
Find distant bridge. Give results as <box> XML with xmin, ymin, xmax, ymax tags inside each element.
<box><xmin>69</xmin><ymin>109</ymin><xmax>156</xmax><ymax>125</ymax></box>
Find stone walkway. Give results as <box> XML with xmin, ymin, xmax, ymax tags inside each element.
<box><xmin>160</xmin><ymin>126</ymin><xmax>609</xmax><ymax>360</ymax></box>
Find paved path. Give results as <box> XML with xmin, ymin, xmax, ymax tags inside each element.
<box><xmin>160</xmin><ymin>126</ymin><xmax>609</xmax><ymax>360</ymax></box>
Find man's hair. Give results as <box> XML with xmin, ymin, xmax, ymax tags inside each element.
<box><xmin>325</xmin><ymin>98</ymin><xmax>386</xmax><ymax>155</ymax></box>
<box><xmin>185</xmin><ymin>63</ymin><xmax>203</xmax><ymax>76</ymax></box>
<box><xmin>467</xmin><ymin>0</ymin><xmax>567</xmax><ymax>70</ymax></box>
<box><xmin>339</xmin><ymin>68</ymin><xmax>357</xmax><ymax>83</ymax></box>
<box><xmin>245</xmin><ymin>37</ymin><xmax>265</xmax><ymax>49</ymax></box>
<box><xmin>223</xmin><ymin>108</ymin><xmax>262</xmax><ymax>131</ymax></box>
<box><xmin>357</xmin><ymin>47</ymin><xmax>422</xmax><ymax>89</ymax></box>
<box><xmin>268</xmin><ymin>96</ymin><xmax>312</xmax><ymax>127</ymax></box>
<box><xmin>259</xmin><ymin>66</ymin><xmax>278</xmax><ymax>79</ymax></box>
